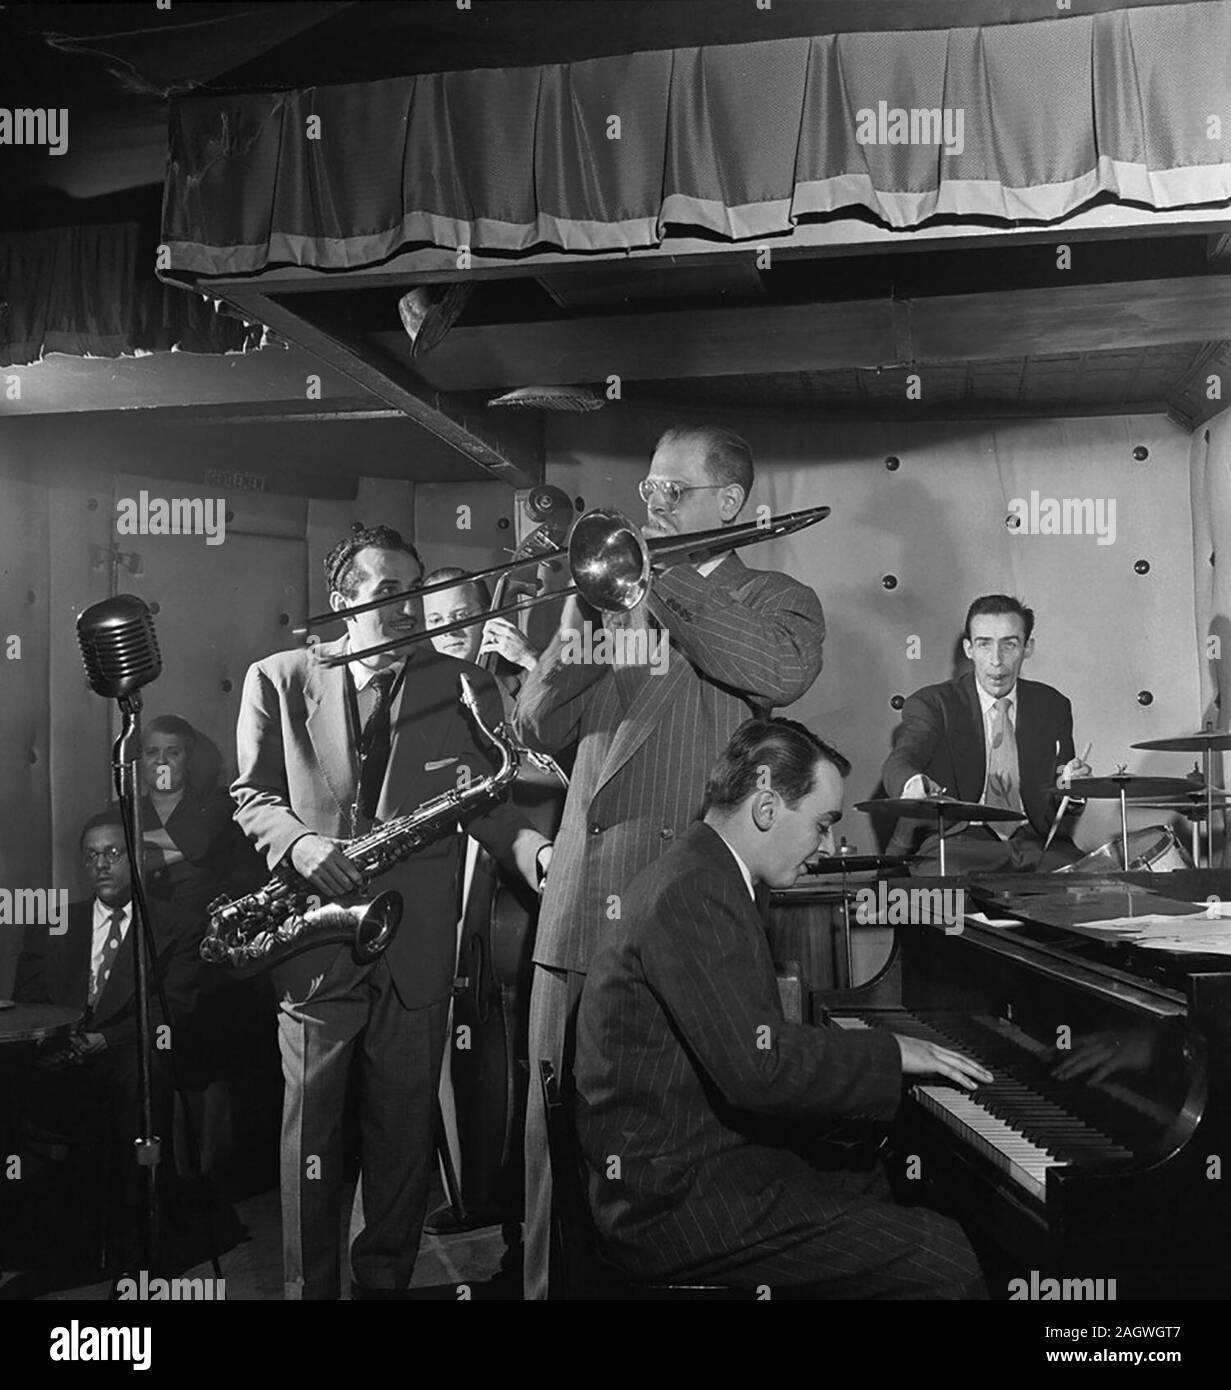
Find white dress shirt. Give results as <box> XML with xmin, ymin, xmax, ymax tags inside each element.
<box><xmin>90</xmin><ymin>897</ymin><xmax>132</xmax><ymax>993</ymax></box>
<box><xmin>348</xmin><ymin>648</ymin><xmax>408</xmax><ymax>725</ymax></box>
<box><xmin>903</xmin><ymin>681</ymin><xmax>1020</xmax><ymax>801</ymax></box>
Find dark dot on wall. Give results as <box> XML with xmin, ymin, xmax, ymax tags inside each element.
<box><xmin>26</xmin><ymin>589</ymin><xmax>35</xmax><ymax>604</ymax></box>
<box><xmin>278</xmin><ymin>612</ymin><xmax>290</xmax><ymax>627</ymax></box>
<box><xmin>225</xmin><ymin>509</ymin><xmax>235</xmax><ymax>525</ymax></box>
<box><xmin>28</xmin><ymin>748</ymin><xmax>37</xmax><ymax>765</ymax></box>
<box><xmin>1137</xmin><ymin>690</ymin><xmax>1154</xmax><ymax>706</ymax></box>
<box><xmin>575</xmin><ymin>497</ymin><xmax>586</xmax><ymax>511</ymax></box>
<box><xmin>885</xmin><ymin>456</ymin><xmax>900</xmax><ymax>472</ymax></box>
<box><xmin>497</xmin><ymin>517</ymin><xmax>511</xmax><ymax>531</ymax></box>
<box><xmin>86</xmin><ymin>498</ymin><xmax>99</xmax><ymax>511</ymax></box>
<box><xmin>148</xmin><ymin>601</ymin><xmax>160</xmax><ymax>616</ymax></box>
<box><xmin>890</xmin><ymin>694</ymin><xmax>905</xmax><ymax>711</ymax></box>
<box><xmin>1134</xmin><ymin>560</ymin><xmax>1150</xmax><ymax>575</ymax></box>
<box><xmin>882</xmin><ymin>574</ymin><xmax>898</xmax><ymax>590</ymax></box>
<box><xmin>220</xmin><ymin>679</ymin><xmax>233</xmax><ymax>694</ymax></box>
<box><xmin>1132</xmin><ymin>446</ymin><xmax>1149</xmax><ymax>461</ymax></box>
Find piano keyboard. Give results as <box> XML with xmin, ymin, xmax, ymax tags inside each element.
<box><xmin>830</xmin><ymin>1011</ymin><xmax>1135</xmax><ymax>1203</ymax></box>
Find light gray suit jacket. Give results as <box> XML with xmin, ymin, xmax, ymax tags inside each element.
<box><xmin>513</xmin><ymin>554</ymin><xmax>825</xmax><ymax>974</ymax></box>
<box><xmin>231</xmin><ymin>637</ymin><xmax>530</xmax><ymax>1009</ymax></box>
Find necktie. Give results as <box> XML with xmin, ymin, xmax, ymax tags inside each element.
<box><xmin>986</xmin><ymin>697</ymin><xmax>1023</xmax><ymax>840</ymax></box>
<box><xmin>89</xmin><ymin>909</ymin><xmax>126</xmax><ymax>1008</ymax></box>
<box><xmin>358</xmin><ymin>669</ymin><xmax>396</xmax><ymax>821</ymax></box>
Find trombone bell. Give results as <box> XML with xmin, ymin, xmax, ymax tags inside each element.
<box><xmin>568</xmin><ymin>509</ymin><xmax>651</xmax><ymax>613</ymax></box>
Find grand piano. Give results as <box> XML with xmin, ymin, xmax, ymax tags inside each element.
<box><xmin>800</xmin><ymin>870</ymin><xmax>1231</xmax><ymax>1297</ymax></box>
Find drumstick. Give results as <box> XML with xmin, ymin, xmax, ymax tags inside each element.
<box><xmin>1042</xmin><ymin>796</ymin><xmax>1070</xmax><ymax>854</ymax></box>
<box><xmin>1042</xmin><ymin>743</ymin><xmax>1091</xmax><ymax>854</ymax></box>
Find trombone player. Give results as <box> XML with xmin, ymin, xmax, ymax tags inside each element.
<box><xmin>512</xmin><ymin>424</ymin><xmax>827</xmax><ymax>1299</ymax></box>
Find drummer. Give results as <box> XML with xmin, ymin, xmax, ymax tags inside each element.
<box><xmin>882</xmin><ymin>595</ymin><xmax>1091</xmax><ymax>875</ymax></box>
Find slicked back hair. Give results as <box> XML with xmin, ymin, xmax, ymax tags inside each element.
<box><xmin>701</xmin><ymin>716</ymin><xmax>850</xmax><ymax>818</ymax></box>
<box><xmin>326</xmin><ymin>524</ymin><xmax>424</xmax><ymax>600</ymax></box>
<box><xmin>964</xmin><ymin>594</ymin><xmax>1035</xmax><ymax>643</ymax></box>
<box><xmin>423</xmin><ymin>566</ymin><xmax>492</xmax><ymax>610</ymax></box>
<box><xmin>654</xmin><ymin>424</ymin><xmax>754</xmax><ymax>502</ymax></box>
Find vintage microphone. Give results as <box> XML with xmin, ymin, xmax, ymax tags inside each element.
<box><xmin>76</xmin><ymin>595</ymin><xmax>164</xmax><ymax>1278</ymax></box>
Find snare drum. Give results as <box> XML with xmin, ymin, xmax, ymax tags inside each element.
<box><xmin>1055</xmin><ymin>824</ymin><xmax>1193</xmax><ymax>874</ymax></box>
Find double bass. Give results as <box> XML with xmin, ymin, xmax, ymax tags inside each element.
<box><xmin>447</xmin><ymin>491</ymin><xmax>571</xmax><ymax>1230</ymax></box>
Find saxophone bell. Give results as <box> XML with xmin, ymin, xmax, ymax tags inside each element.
<box><xmin>202</xmin><ymin>888</ymin><xmax>403</xmax><ymax>980</ymax></box>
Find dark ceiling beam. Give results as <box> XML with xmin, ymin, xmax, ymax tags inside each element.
<box><xmin>386</xmin><ymin>276</ymin><xmax>1231</xmax><ymax>391</ymax></box>
<box><xmin>1165</xmin><ymin>342</ymin><xmax>1231</xmax><ymax>432</ymax></box>
<box><xmin>216</xmin><ymin>285</ymin><xmax>542</xmax><ymax>489</ymax></box>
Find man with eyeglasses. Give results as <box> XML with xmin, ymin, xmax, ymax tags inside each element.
<box><xmin>1</xmin><ymin>810</ymin><xmax>201</xmax><ymax>1281</ymax></box>
<box><xmin>514</xmin><ymin>423</ymin><xmax>826</xmax><ymax>1299</ymax></box>
<box><xmin>882</xmin><ymin>595</ymin><xmax>1091</xmax><ymax>875</ymax></box>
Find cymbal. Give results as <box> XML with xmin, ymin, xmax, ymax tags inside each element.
<box><xmin>856</xmin><ymin>797</ymin><xmax>1026</xmax><ymax>824</ymax></box>
<box><xmin>1064</xmin><ymin>774</ymin><xmax>1198</xmax><ymax>799</ymax></box>
<box><xmin>1139</xmin><ymin>798</ymin><xmax>1231</xmax><ymax>819</ymax></box>
<box><xmin>806</xmin><ymin>852</ymin><xmax>915</xmax><ymax>874</ymax></box>
<box><xmin>1133</xmin><ymin>731</ymin><xmax>1231</xmax><ymax>753</ymax></box>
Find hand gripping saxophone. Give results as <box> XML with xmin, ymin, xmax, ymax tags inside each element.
<box><xmin>202</xmin><ymin>673</ymin><xmax>521</xmax><ymax>978</ymax></box>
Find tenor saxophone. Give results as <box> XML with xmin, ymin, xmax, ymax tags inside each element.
<box><xmin>203</xmin><ymin>673</ymin><xmax>520</xmax><ymax>977</ymax></box>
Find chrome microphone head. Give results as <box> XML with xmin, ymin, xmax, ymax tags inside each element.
<box><xmin>76</xmin><ymin>594</ymin><xmax>162</xmax><ymax>698</ymax></box>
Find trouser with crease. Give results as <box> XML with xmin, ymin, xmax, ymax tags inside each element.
<box><xmin>275</xmin><ymin>950</ymin><xmax>450</xmax><ymax>1300</ymax></box>
<box><xmin>523</xmin><ymin>962</ymin><xmax>586</xmax><ymax>1301</ymax></box>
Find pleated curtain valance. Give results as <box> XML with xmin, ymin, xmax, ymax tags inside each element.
<box><xmin>0</xmin><ymin>221</ymin><xmax>261</xmax><ymax>367</ymax></box>
<box><xmin>162</xmin><ymin>1</ymin><xmax>1231</xmax><ymax>277</ymax></box>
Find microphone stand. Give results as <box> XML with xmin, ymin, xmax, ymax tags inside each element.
<box><xmin>111</xmin><ymin>692</ymin><xmax>162</xmax><ymax>1281</ymax></box>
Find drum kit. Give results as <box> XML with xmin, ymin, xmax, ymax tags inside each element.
<box><xmin>843</xmin><ymin>725</ymin><xmax>1231</xmax><ymax>877</ymax></box>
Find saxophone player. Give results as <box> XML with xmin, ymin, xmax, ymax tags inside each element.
<box><xmin>232</xmin><ymin>523</ymin><xmax>551</xmax><ymax>1301</ymax></box>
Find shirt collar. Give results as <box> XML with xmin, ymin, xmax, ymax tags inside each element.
<box><xmin>345</xmin><ymin>640</ymin><xmax>406</xmax><ymax>692</ymax></box>
<box><xmin>712</xmin><ymin>828</ymin><xmax>756</xmax><ymax>901</ymax></box>
<box><xmin>93</xmin><ymin>898</ymin><xmax>131</xmax><ymax>929</ymax></box>
<box><xmin>976</xmin><ymin>681</ymin><xmax>1016</xmax><ymax>717</ymax></box>
<box><xmin>696</xmin><ymin>551</ymin><xmax>735</xmax><ymax>579</ymax></box>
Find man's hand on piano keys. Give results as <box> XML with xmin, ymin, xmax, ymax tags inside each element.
<box><xmin>894</xmin><ymin>1036</ymin><xmax>994</xmax><ymax>1091</ymax></box>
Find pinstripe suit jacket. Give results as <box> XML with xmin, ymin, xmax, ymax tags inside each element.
<box><xmin>513</xmin><ymin>554</ymin><xmax>825</xmax><ymax>973</ymax></box>
<box><xmin>574</xmin><ymin>822</ymin><xmax>903</xmax><ymax>1279</ymax></box>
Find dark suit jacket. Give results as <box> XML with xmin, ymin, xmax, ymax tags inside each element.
<box><xmin>231</xmin><ymin>638</ymin><xmax>530</xmax><ymax>1010</ymax></box>
<box><xmin>514</xmin><ymin>554</ymin><xmax>825</xmax><ymax>973</ymax></box>
<box><xmin>13</xmin><ymin>897</ymin><xmax>201</xmax><ymax>1051</ymax></box>
<box><xmin>881</xmin><ymin>672</ymin><xmax>1077</xmax><ymax>838</ymax></box>
<box><xmin>574</xmin><ymin>822</ymin><xmax>902</xmax><ymax>1280</ymax></box>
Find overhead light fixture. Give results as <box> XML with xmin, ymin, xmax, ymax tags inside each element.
<box><xmin>487</xmin><ymin>385</ymin><xmax>604</xmax><ymax>412</ymax></box>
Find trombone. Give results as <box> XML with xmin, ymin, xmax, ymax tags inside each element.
<box><xmin>303</xmin><ymin>505</ymin><xmax>830</xmax><ymax>667</ymax></box>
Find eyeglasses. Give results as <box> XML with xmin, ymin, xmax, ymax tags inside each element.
<box><xmin>637</xmin><ymin>479</ymin><xmax>726</xmax><ymax>507</ymax></box>
<box><xmin>82</xmin><ymin>846</ymin><xmax>126</xmax><ymax>865</ymax></box>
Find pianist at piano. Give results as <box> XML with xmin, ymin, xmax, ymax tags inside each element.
<box><xmin>573</xmin><ymin>717</ymin><xmax>992</xmax><ymax>1297</ymax></box>
<box><xmin>883</xmin><ymin>595</ymin><xmax>1092</xmax><ymax>875</ymax></box>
